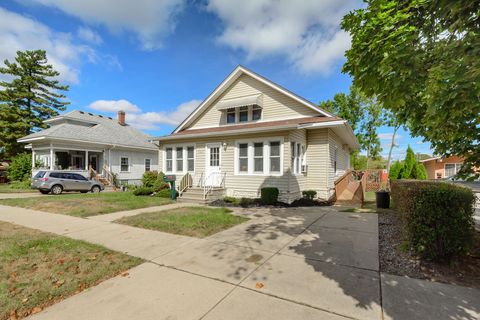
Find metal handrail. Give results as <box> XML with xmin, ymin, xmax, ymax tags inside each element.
<box><xmin>202</xmin><ymin>171</ymin><xmax>225</xmax><ymax>200</ymax></box>
<box><xmin>179</xmin><ymin>172</ymin><xmax>193</xmax><ymax>196</ymax></box>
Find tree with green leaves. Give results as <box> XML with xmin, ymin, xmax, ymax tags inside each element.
<box><xmin>320</xmin><ymin>86</ymin><xmax>383</xmax><ymax>169</ymax></box>
<box><xmin>342</xmin><ymin>0</ymin><xmax>480</xmax><ymax>178</ymax></box>
<box><xmin>401</xmin><ymin>146</ymin><xmax>416</xmax><ymax>179</ymax></box>
<box><xmin>0</xmin><ymin>50</ymin><xmax>69</xmax><ymax>159</ymax></box>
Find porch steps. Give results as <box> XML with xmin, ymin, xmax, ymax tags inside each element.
<box><xmin>178</xmin><ymin>187</ymin><xmax>225</xmax><ymax>204</ymax></box>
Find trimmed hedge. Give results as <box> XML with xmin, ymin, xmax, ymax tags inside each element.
<box><xmin>391</xmin><ymin>180</ymin><xmax>475</xmax><ymax>261</ymax></box>
<box><xmin>155</xmin><ymin>188</ymin><xmax>172</xmax><ymax>198</ymax></box>
<box><xmin>302</xmin><ymin>190</ymin><xmax>317</xmax><ymax>200</ymax></box>
<box><xmin>261</xmin><ymin>187</ymin><xmax>279</xmax><ymax>205</ymax></box>
<box><xmin>133</xmin><ymin>187</ymin><xmax>154</xmax><ymax>196</ymax></box>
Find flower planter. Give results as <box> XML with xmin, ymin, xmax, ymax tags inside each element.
<box><xmin>375</xmin><ymin>191</ymin><xmax>390</xmax><ymax>209</ymax></box>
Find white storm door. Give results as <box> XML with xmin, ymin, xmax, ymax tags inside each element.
<box><xmin>205</xmin><ymin>143</ymin><xmax>221</xmax><ymax>186</ymax></box>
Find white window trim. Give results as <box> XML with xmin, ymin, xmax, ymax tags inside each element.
<box><xmin>205</xmin><ymin>142</ymin><xmax>222</xmax><ymax>170</ymax></box>
<box><xmin>163</xmin><ymin>143</ymin><xmax>196</xmax><ymax>174</ymax></box>
<box><xmin>291</xmin><ymin>141</ymin><xmax>306</xmax><ymax>176</ymax></box>
<box><xmin>234</xmin><ymin>137</ymin><xmax>284</xmax><ymax>176</ymax></box>
<box><xmin>120</xmin><ymin>156</ymin><xmax>130</xmax><ymax>173</ymax></box>
<box><xmin>444</xmin><ymin>163</ymin><xmax>462</xmax><ymax>177</ymax></box>
<box><xmin>144</xmin><ymin>158</ymin><xmax>152</xmax><ymax>172</ymax></box>
<box><xmin>224</xmin><ymin>105</ymin><xmax>263</xmax><ymax>125</ymax></box>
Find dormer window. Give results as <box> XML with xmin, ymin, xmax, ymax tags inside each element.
<box><xmin>252</xmin><ymin>105</ymin><xmax>262</xmax><ymax>120</ymax></box>
<box><xmin>227</xmin><ymin>108</ymin><xmax>236</xmax><ymax>124</ymax></box>
<box><xmin>216</xmin><ymin>94</ymin><xmax>263</xmax><ymax>125</ymax></box>
<box><xmin>239</xmin><ymin>106</ymin><xmax>249</xmax><ymax>122</ymax></box>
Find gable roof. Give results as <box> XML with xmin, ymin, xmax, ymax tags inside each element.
<box><xmin>18</xmin><ymin>110</ymin><xmax>157</xmax><ymax>150</ymax></box>
<box><xmin>174</xmin><ymin>65</ymin><xmax>333</xmax><ymax>133</ymax></box>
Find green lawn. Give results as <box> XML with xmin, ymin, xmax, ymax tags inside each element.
<box><xmin>0</xmin><ymin>192</ymin><xmax>173</xmax><ymax>217</ymax></box>
<box><xmin>0</xmin><ymin>221</ymin><xmax>142</xmax><ymax>320</ymax></box>
<box><xmin>116</xmin><ymin>206</ymin><xmax>249</xmax><ymax>238</ymax></box>
<box><xmin>0</xmin><ymin>183</ymin><xmax>36</xmax><ymax>194</ymax></box>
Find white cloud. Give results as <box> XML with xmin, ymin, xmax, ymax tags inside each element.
<box><xmin>77</xmin><ymin>26</ymin><xmax>103</xmax><ymax>44</ymax></box>
<box><xmin>88</xmin><ymin>99</ymin><xmax>141</xmax><ymax>113</ymax></box>
<box><xmin>206</xmin><ymin>0</ymin><xmax>360</xmax><ymax>74</ymax></box>
<box><xmin>0</xmin><ymin>7</ymin><xmax>95</xmax><ymax>83</ymax></box>
<box><xmin>87</xmin><ymin>99</ymin><xmax>201</xmax><ymax>130</ymax></box>
<box><xmin>28</xmin><ymin>0</ymin><xmax>186</xmax><ymax>50</ymax></box>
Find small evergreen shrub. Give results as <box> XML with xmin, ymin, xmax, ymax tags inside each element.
<box><xmin>7</xmin><ymin>153</ymin><xmax>33</xmax><ymax>181</ymax></box>
<box><xmin>389</xmin><ymin>161</ymin><xmax>403</xmax><ymax>180</ymax></box>
<box><xmin>302</xmin><ymin>190</ymin><xmax>317</xmax><ymax>200</ymax></box>
<box><xmin>261</xmin><ymin>187</ymin><xmax>279</xmax><ymax>205</ymax></box>
<box><xmin>391</xmin><ymin>180</ymin><xmax>475</xmax><ymax>261</ymax></box>
<box><xmin>155</xmin><ymin>188</ymin><xmax>172</xmax><ymax>198</ymax></box>
<box><xmin>9</xmin><ymin>180</ymin><xmax>31</xmax><ymax>189</ymax></box>
<box><xmin>141</xmin><ymin>171</ymin><xmax>158</xmax><ymax>188</ymax></box>
<box><xmin>239</xmin><ymin>197</ymin><xmax>257</xmax><ymax>208</ymax></box>
<box><xmin>223</xmin><ymin>196</ymin><xmax>239</xmax><ymax>205</ymax></box>
<box><xmin>133</xmin><ymin>187</ymin><xmax>154</xmax><ymax>196</ymax></box>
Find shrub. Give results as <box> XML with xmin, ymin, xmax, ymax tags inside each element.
<box><xmin>155</xmin><ymin>188</ymin><xmax>172</xmax><ymax>198</ymax></box>
<box><xmin>401</xmin><ymin>146</ymin><xmax>416</xmax><ymax>179</ymax></box>
<box><xmin>7</xmin><ymin>153</ymin><xmax>32</xmax><ymax>182</ymax></box>
<box><xmin>133</xmin><ymin>187</ymin><xmax>154</xmax><ymax>196</ymax></box>
<box><xmin>223</xmin><ymin>196</ymin><xmax>239</xmax><ymax>205</ymax></box>
<box><xmin>141</xmin><ymin>171</ymin><xmax>158</xmax><ymax>188</ymax></box>
<box><xmin>302</xmin><ymin>190</ymin><xmax>317</xmax><ymax>200</ymax></box>
<box><xmin>261</xmin><ymin>187</ymin><xmax>279</xmax><ymax>205</ymax></box>
<box><xmin>9</xmin><ymin>180</ymin><xmax>31</xmax><ymax>189</ymax></box>
<box><xmin>389</xmin><ymin>161</ymin><xmax>403</xmax><ymax>180</ymax></box>
<box><xmin>391</xmin><ymin>180</ymin><xmax>475</xmax><ymax>261</ymax></box>
<box><xmin>411</xmin><ymin>163</ymin><xmax>427</xmax><ymax>180</ymax></box>
<box><xmin>239</xmin><ymin>197</ymin><xmax>257</xmax><ymax>208</ymax></box>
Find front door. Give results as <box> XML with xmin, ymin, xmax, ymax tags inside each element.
<box><xmin>205</xmin><ymin>143</ymin><xmax>221</xmax><ymax>186</ymax></box>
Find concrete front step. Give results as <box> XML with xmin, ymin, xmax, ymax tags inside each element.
<box><xmin>178</xmin><ymin>187</ymin><xmax>225</xmax><ymax>204</ymax></box>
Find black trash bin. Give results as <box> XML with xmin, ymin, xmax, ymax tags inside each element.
<box><xmin>375</xmin><ymin>191</ymin><xmax>390</xmax><ymax>209</ymax></box>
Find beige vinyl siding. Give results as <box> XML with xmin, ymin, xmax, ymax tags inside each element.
<box><xmin>326</xmin><ymin>129</ymin><xmax>350</xmax><ymax>195</ymax></box>
<box><xmin>188</xmin><ymin>74</ymin><xmax>321</xmax><ymax>130</ymax></box>
<box><xmin>159</xmin><ymin>130</ymin><xmax>303</xmax><ymax>202</ymax></box>
<box><xmin>288</xmin><ymin>129</ymin><xmax>307</xmax><ymax>199</ymax></box>
<box><xmin>305</xmin><ymin>129</ymin><xmax>330</xmax><ymax>199</ymax></box>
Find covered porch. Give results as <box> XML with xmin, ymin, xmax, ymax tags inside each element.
<box><xmin>32</xmin><ymin>146</ymin><xmax>105</xmax><ymax>175</ymax></box>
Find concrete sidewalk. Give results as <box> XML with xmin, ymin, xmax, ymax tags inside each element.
<box><xmin>0</xmin><ymin>205</ymin><xmax>478</xmax><ymax>320</ymax></box>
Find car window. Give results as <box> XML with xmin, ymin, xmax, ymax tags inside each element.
<box><xmin>61</xmin><ymin>173</ymin><xmax>74</xmax><ymax>180</ymax></box>
<box><xmin>34</xmin><ymin>171</ymin><xmax>46</xmax><ymax>178</ymax></box>
<box><xmin>73</xmin><ymin>174</ymin><xmax>87</xmax><ymax>181</ymax></box>
<box><xmin>49</xmin><ymin>172</ymin><xmax>61</xmax><ymax>178</ymax></box>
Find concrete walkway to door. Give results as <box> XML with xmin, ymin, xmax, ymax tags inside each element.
<box><xmin>0</xmin><ymin>204</ymin><xmax>478</xmax><ymax>320</ymax></box>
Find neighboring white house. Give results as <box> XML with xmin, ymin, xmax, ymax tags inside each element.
<box><xmin>153</xmin><ymin>66</ymin><xmax>359</xmax><ymax>202</ymax></box>
<box><xmin>18</xmin><ymin>110</ymin><xmax>159</xmax><ymax>185</ymax></box>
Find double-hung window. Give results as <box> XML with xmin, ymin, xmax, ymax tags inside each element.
<box><xmin>445</xmin><ymin>163</ymin><xmax>462</xmax><ymax>177</ymax></box>
<box><xmin>120</xmin><ymin>157</ymin><xmax>129</xmax><ymax>172</ymax></box>
<box><xmin>253</xmin><ymin>142</ymin><xmax>264</xmax><ymax>173</ymax></box>
<box><xmin>176</xmin><ymin>147</ymin><xmax>184</xmax><ymax>172</ymax></box>
<box><xmin>291</xmin><ymin>142</ymin><xmax>305</xmax><ymax>175</ymax></box>
<box><xmin>270</xmin><ymin>141</ymin><xmax>281</xmax><ymax>173</ymax></box>
<box><xmin>226</xmin><ymin>108</ymin><xmax>236</xmax><ymax>124</ymax></box>
<box><xmin>145</xmin><ymin>158</ymin><xmax>151</xmax><ymax>172</ymax></box>
<box><xmin>252</xmin><ymin>105</ymin><xmax>262</xmax><ymax>121</ymax></box>
<box><xmin>238</xmin><ymin>143</ymin><xmax>249</xmax><ymax>173</ymax></box>
<box><xmin>237</xmin><ymin>139</ymin><xmax>282</xmax><ymax>175</ymax></box>
<box><xmin>187</xmin><ymin>147</ymin><xmax>195</xmax><ymax>171</ymax></box>
<box><xmin>239</xmin><ymin>106</ymin><xmax>249</xmax><ymax>122</ymax></box>
<box><xmin>165</xmin><ymin>148</ymin><xmax>173</xmax><ymax>172</ymax></box>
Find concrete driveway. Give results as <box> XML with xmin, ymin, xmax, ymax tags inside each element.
<box><xmin>0</xmin><ymin>204</ymin><xmax>478</xmax><ymax>320</ymax></box>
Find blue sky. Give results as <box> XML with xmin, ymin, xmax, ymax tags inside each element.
<box><xmin>0</xmin><ymin>0</ymin><xmax>432</xmax><ymax>160</ymax></box>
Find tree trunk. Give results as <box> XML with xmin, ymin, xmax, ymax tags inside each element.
<box><xmin>366</xmin><ymin>144</ymin><xmax>371</xmax><ymax>169</ymax></box>
<box><xmin>386</xmin><ymin>125</ymin><xmax>399</xmax><ymax>172</ymax></box>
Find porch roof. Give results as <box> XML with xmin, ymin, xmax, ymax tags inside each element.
<box><xmin>18</xmin><ymin>110</ymin><xmax>157</xmax><ymax>150</ymax></box>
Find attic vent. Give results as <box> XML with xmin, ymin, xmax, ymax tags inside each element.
<box><xmin>98</xmin><ymin>115</ymin><xmax>103</xmax><ymax>118</ymax></box>
<box><xmin>88</xmin><ymin>112</ymin><xmax>93</xmax><ymax>116</ymax></box>
<box><xmin>108</xmin><ymin>117</ymin><xmax>113</xmax><ymax>120</ymax></box>
<box><xmin>79</xmin><ymin>111</ymin><xmax>85</xmax><ymax>114</ymax></box>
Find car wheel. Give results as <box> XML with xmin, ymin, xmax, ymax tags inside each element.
<box><xmin>91</xmin><ymin>185</ymin><xmax>101</xmax><ymax>193</ymax></box>
<box><xmin>39</xmin><ymin>190</ymin><xmax>49</xmax><ymax>195</ymax></box>
<box><xmin>51</xmin><ymin>185</ymin><xmax>63</xmax><ymax>195</ymax></box>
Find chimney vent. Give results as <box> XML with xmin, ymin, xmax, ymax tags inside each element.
<box><xmin>118</xmin><ymin>110</ymin><xmax>126</xmax><ymax>125</ymax></box>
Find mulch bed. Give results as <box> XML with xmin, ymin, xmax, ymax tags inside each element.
<box><xmin>379</xmin><ymin>211</ymin><xmax>480</xmax><ymax>289</ymax></box>
<box><xmin>209</xmin><ymin>198</ymin><xmax>332</xmax><ymax>208</ymax></box>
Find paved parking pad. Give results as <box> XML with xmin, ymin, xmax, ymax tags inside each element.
<box><xmin>240</xmin><ymin>254</ymin><xmax>382</xmax><ymax>320</ymax></box>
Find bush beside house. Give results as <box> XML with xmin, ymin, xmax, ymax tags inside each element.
<box><xmin>391</xmin><ymin>180</ymin><xmax>475</xmax><ymax>261</ymax></box>
<box><xmin>389</xmin><ymin>146</ymin><xmax>427</xmax><ymax>180</ymax></box>
<box><xmin>7</xmin><ymin>153</ymin><xmax>33</xmax><ymax>182</ymax></box>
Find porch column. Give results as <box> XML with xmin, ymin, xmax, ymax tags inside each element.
<box><xmin>49</xmin><ymin>148</ymin><xmax>54</xmax><ymax>170</ymax></box>
<box><xmin>31</xmin><ymin>149</ymin><xmax>36</xmax><ymax>170</ymax></box>
<box><xmin>85</xmin><ymin>150</ymin><xmax>89</xmax><ymax>170</ymax></box>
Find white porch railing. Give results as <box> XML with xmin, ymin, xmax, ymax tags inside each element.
<box><xmin>178</xmin><ymin>171</ymin><xmax>226</xmax><ymax>200</ymax></box>
<box><xmin>202</xmin><ymin>172</ymin><xmax>226</xmax><ymax>200</ymax></box>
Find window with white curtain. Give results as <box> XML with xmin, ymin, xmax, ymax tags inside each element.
<box><xmin>187</xmin><ymin>147</ymin><xmax>195</xmax><ymax>171</ymax></box>
<box><xmin>291</xmin><ymin>141</ymin><xmax>305</xmax><ymax>175</ymax></box>
<box><xmin>165</xmin><ymin>148</ymin><xmax>173</xmax><ymax>172</ymax></box>
<box><xmin>164</xmin><ymin>145</ymin><xmax>195</xmax><ymax>173</ymax></box>
<box><xmin>253</xmin><ymin>142</ymin><xmax>264</xmax><ymax>173</ymax></box>
<box><xmin>176</xmin><ymin>147</ymin><xmax>183</xmax><ymax>172</ymax></box>
<box><xmin>238</xmin><ymin>143</ymin><xmax>248</xmax><ymax>173</ymax></box>
<box><xmin>270</xmin><ymin>141</ymin><xmax>281</xmax><ymax>173</ymax></box>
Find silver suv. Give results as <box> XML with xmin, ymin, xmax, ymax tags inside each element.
<box><xmin>32</xmin><ymin>171</ymin><xmax>104</xmax><ymax>195</ymax></box>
